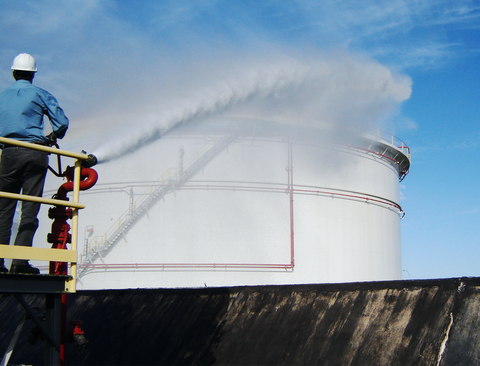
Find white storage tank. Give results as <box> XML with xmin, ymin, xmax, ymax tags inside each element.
<box><xmin>60</xmin><ymin>119</ymin><xmax>410</xmax><ymax>290</ymax></box>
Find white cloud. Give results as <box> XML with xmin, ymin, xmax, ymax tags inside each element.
<box><xmin>288</xmin><ymin>0</ymin><xmax>480</xmax><ymax>67</ymax></box>
<box><xmin>0</xmin><ymin>0</ymin><xmax>107</xmax><ymax>36</ymax></box>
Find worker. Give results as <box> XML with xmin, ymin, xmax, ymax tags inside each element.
<box><xmin>0</xmin><ymin>53</ymin><xmax>69</xmax><ymax>274</ymax></box>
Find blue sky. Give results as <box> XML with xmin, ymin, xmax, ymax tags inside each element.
<box><xmin>1</xmin><ymin>0</ymin><xmax>480</xmax><ymax>280</ymax></box>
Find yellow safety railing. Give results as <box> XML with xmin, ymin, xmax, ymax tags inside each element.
<box><xmin>0</xmin><ymin>136</ymin><xmax>92</xmax><ymax>293</ymax></box>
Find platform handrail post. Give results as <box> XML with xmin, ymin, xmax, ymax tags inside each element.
<box><xmin>66</xmin><ymin>160</ymin><xmax>82</xmax><ymax>292</ymax></box>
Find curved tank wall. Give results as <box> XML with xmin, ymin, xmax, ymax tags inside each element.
<box><xmin>38</xmin><ymin>120</ymin><xmax>411</xmax><ymax>290</ymax></box>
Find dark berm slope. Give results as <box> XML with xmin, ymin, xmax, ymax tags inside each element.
<box><xmin>1</xmin><ymin>277</ymin><xmax>479</xmax><ymax>365</ymax></box>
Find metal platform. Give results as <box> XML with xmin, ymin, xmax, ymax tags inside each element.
<box><xmin>0</xmin><ymin>137</ymin><xmax>96</xmax><ymax>365</ymax></box>
<box><xmin>0</xmin><ymin>273</ymin><xmax>70</xmax><ymax>365</ymax></box>
<box><xmin>0</xmin><ymin>272</ymin><xmax>71</xmax><ymax>294</ymax></box>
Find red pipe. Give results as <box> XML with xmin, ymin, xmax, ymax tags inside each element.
<box><xmin>48</xmin><ymin>165</ymin><xmax>98</xmax><ymax>366</ymax></box>
<box><xmin>80</xmin><ymin>262</ymin><xmax>295</xmax><ymax>270</ymax></box>
<box><xmin>288</xmin><ymin>139</ymin><xmax>295</xmax><ymax>269</ymax></box>
<box><xmin>56</xmin><ymin>167</ymin><xmax>98</xmax><ymax>200</ymax></box>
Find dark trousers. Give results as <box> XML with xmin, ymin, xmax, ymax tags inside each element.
<box><xmin>0</xmin><ymin>147</ymin><xmax>48</xmax><ymax>266</ymax></box>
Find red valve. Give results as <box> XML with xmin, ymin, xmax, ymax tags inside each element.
<box><xmin>48</xmin><ymin>165</ymin><xmax>98</xmax><ymax>275</ymax></box>
<box><xmin>69</xmin><ymin>320</ymin><xmax>89</xmax><ymax>351</ymax></box>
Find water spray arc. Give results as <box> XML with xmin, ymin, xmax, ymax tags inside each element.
<box><xmin>92</xmin><ymin>53</ymin><xmax>411</xmax><ymax>165</ymax></box>
<box><xmin>92</xmin><ymin>63</ymin><xmax>306</xmax><ymax>164</ymax></box>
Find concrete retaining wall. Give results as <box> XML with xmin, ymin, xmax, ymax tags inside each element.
<box><xmin>1</xmin><ymin>277</ymin><xmax>478</xmax><ymax>365</ymax></box>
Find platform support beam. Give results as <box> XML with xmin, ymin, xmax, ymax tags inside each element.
<box><xmin>45</xmin><ymin>293</ymin><xmax>62</xmax><ymax>366</ymax></box>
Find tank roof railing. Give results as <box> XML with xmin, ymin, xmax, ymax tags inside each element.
<box><xmin>0</xmin><ymin>136</ymin><xmax>92</xmax><ymax>293</ymax></box>
<box><xmin>367</xmin><ymin>129</ymin><xmax>411</xmax><ymax>162</ymax></box>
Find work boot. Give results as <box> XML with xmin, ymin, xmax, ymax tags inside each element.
<box><xmin>10</xmin><ymin>261</ymin><xmax>40</xmax><ymax>274</ymax></box>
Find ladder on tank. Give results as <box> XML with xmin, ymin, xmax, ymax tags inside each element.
<box><xmin>78</xmin><ymin>129</ymin><xmax>239</xmax><ymax>276</ymax></box>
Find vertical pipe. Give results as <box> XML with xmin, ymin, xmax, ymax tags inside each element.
<box><xmin>129</xmin><ymin>187</ymin><xmax>134</xmax><ymax>216</ymax></box>
<box><xmin>179</xmin><ymin>146</ymin><xmax>185</xmax><ymax>178</ymax></box>
<box><xmin>288</xmin><ymin>139</ymin><xmax>295</xmax><ymax>268</ymax></box>
<box><xmin>60</xmin><ymin>294</ymin><xmax>67</xmax><ymax>366</ymax></box>
<box><xmin>60</xmin><ymin>159</ymin><xmax>81</xmax><ymax>365</ymax></box>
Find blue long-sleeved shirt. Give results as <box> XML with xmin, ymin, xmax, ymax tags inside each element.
<box><xmin>0</xmin><ymin>80</ymin><xmax>69</xmax><ymax>143</ymax></box>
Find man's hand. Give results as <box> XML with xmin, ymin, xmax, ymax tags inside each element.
<box><xmin>46</xmin><ymin>132</ymin><xmax>57</xmax><ymax>146</ymax></box>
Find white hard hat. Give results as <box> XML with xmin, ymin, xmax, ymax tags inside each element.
<box><xmin>11</xmin><ymin>53</ymin><xmax>37</xmax><ymax>72</ymax></box>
